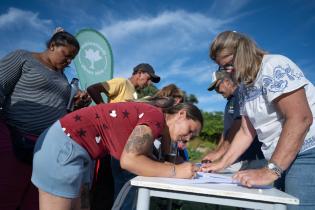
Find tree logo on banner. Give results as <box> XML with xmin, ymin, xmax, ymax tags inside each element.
<box><xmin>79</xmin><ymin>42</ymin><xmax>106</xmax><ymax>75</ymax></box>
<box><xmin>74</xmin><ymin>29</ymin><xmax>113</xmax><ymax>89</ymax></box>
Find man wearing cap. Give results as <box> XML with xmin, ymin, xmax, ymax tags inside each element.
<box><xmin>203</xmin><ymin>69</ymin><xmax>265</xmax><ymax>168</ymax></box>
<box><xmin>87</xmin><ymin>63</ymin><xmax>160</xmax><ymax>104</ymax></box>
<box><xmin>87</xmin><ymin>63</ymin><xmax>160</xmax><ymax>210</ymax></box>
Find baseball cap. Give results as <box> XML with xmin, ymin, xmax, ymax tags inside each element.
<box><xmin>133</xmin><ymin>63</ymin><xmax>160</xmax><ymax>83</ymax></box>
<box><xmin>207</xmin><ymin>70</ymin><xmax>231</xmax><ymax>91</ymax></box>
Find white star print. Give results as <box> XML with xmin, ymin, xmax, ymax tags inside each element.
<box><xmin>109</xmin><ymin>110</ymin><xmax>117</xmax><ymax>118</ymax></box>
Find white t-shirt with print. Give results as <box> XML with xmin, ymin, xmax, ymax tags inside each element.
<box><xmin>240</xmin><ymin>54</ymin><xmax>315</xmax><ymax>159</ymax></box>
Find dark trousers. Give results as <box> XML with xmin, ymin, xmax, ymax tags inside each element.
<box><xmin>0</xmin><ymin>119</ymin><xmax>38</xmax><ymax>210</ymax></box>
<box><xmin>239</xmin><ymin>136</ymin><xmax>264</xmax><ymax>161</ymax></box>
<box><xmin>90</xmin><ymin>155</ymin><xmax>115</xmax><ymax>210</ymax></box>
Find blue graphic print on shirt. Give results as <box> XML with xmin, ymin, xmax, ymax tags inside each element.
<box><xmin>262</xmin><ymin>64</ymin><xmax>304</xmax><ymax>93</ymax></box>
<box><xmin>241</xmin><ymin>64</ymin><xmax>304</xmax><ymax>105</ymax></box>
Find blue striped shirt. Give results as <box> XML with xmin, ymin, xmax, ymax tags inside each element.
<box><xmin>0</xmin><ymin>50</ymin><xmax>71</xmax><ymax>135</ymax></box>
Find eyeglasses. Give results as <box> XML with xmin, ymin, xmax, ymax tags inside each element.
<box><xmin>218</xmin><ymin>64</ymin><xmax>234</xmax><ymax>72</ymax></box>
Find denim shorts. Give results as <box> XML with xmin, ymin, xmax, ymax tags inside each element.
<box><xmin>31</xmin><ymin>121</ymin><xmax>93</xmax><ymax>198</ymax></box>
<box><xmin>285</xmin><ymin>146</ymin><xmax>315</xmax><ymax>210</ymax></box>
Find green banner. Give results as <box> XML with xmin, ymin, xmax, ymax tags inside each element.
<box><xmin>73</xmin><ymin>28</ymin><xmax>114</xmax><ymax>90</ymax></box>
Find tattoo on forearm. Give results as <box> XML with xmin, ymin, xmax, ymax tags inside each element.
<box><xmin>125</xmin><ymin>125</ymin><xmax>153</xmax><ymax>154</ymax></box>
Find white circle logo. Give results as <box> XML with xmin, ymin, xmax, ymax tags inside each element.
<box><xmin>78</xmin><ymin>42</ymin><xmax>108</xmax><ymax>75</ymax></box>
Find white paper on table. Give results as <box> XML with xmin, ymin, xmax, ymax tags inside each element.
<box><xmin>192</xmin><ymin>172</ymin><xmax>238</xmax><ymax>184</ymax></box>
<box><xmin>195</xmin><ymin>161</ymin><xmax>243</xmax><ymax>173</ymax></box>
<box><xmin>155</xmin><ymin>172</ymin><xmax>272</xmax><ymax>189</ymax></box>
<box><xmin>224</xmin><ymin>161</ymin><xmax>243</xmax><ymax>172</ymax></box>
<box><xmin>160</xmin><ymin>172</ymin><xmax>238</xmax><ymax>185</ymax></box>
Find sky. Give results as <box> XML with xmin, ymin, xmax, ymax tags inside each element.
<box><xmin>0</xmin><ymin>0</ymin><xmax>314</xmax><ymax>112</ymax></box>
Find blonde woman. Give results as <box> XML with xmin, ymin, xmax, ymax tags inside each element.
<box><xmin>202</xmin><ymin>31</ymin><xmax>315</xmax><ymax>210</ymax></box>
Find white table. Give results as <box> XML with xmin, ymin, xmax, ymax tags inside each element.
<box><xmin>130</xmin><ymin>176</ymin><xmax>299</xmax><ymax>210</ymax></box>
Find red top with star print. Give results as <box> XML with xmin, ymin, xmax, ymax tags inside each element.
<box><xmin>59</xmin><ymin>102</ymin><xmax>165</xmax><ymax>159</ymax></box>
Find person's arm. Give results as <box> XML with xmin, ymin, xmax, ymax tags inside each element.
<box><xmin>233</xmin><ymin>87</ymin><xmax>312</xmax><ymax>187</ymax></box>
<box><xmin>120</xmin><ymin>125</ymin><xmax>197</xmax><ymax>179</ymax></box>
<box><xmin>272</xmin><ymin>87</ymin><xmax>312</xmax><ymax>167</ymax></box>
<box><xmin>0</xmin><ymin>50</ymin><xmax>24</xmax><ymax>107</ymax></box>
<box><xmin>86</xmin><ymin>82</ymin><xmax>110</xmax><ymax>104</ymax></box>
<box><xmin>73</xmin><ymin>90</ymin><xmax>92</xmax><ymax>110</ymax></box>
<box><xmin>202</xmin><ymin>118</ymin><xmax>242</xmax><ymax>162</ymax></box>
<box><xmin>201</xmin><ymin>116</ymin><xmax>255</xmax><ymax>172</ymax></box>
<box><xmin>202</xmin><ymin>134</ymin><xmax>228</xmax><ymax>162</ymax></box>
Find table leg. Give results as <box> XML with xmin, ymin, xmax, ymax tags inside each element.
<box><xmin>166</xmin><ymin>199</ymin><xmax>172</xmax><ymax>210</ymax></box>
<box><xmin>136</xmin><ymin>188</ymin><xmax>150</xmax><ymax>210</ymax></box>
<box><xmin>273</xmin><ymin>204</ymin><xmax>287</xmax><ymax>210</ymax></box>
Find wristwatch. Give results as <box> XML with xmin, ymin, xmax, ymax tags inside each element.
<box><xmin>266</xmin><ymin>162</ymin><xmax>283</xmax><ymax>178</ymax></box>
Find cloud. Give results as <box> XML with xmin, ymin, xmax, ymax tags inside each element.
<box><xmin>0</xmin><ymin>7</ymin><xmax>53</xmax><ymax>55</ymax></box>
<box><xmin>96</xmin><ymin>8</ymin><xmax>251</xmax><ymax>111</ymax></box>
<box><xmin>99</xmin><ymin>10</ymin><xmax>228</xmax><ymax>78</ymax></box>
<box><xmin>101</xmin><ymin>10</ymin><xmax>227</xmax><ymax>41</ymax></box>
<box><xmin>100</xmin><ymin>10</ymin><xmax>230</xmax><ymax>57</ymax></box>
<box><xmin>158</xmin><ymin>58</ymin><xmax>217</xmax><ymax>86</ymax></box>
<box><xmin>210</xmin><ymin>0</ymin><xmax>251</xmax><ymax>17</ymax></box>
<box><xmin>163</xmin><ymin>58</ymin><xmax>217</xmax><ymax>83</ymax></box>
<box><xmin>0</xmin><ymin>7</ymin><xmax>52</xmax><ymax>32</ymax></box>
